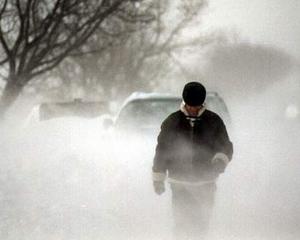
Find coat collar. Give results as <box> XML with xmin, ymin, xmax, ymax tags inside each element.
<box><xmin>180</xmin><ymin>101</ymin><xmax>206</xmax><ymax>117</ymax></box>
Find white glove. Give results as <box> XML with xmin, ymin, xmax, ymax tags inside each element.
<box><xmin>211</xmin><ymin>153</ymin><xmax>230</xmax><ymax>173</ymax></box>
<box><xmin>153</xmin><ymin>181</ymin><xmax>165</xmax><ymax>195</ymax></box>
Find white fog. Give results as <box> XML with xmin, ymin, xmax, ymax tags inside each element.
<box><xmin>0</xmin><ymin>0</ymin><xmax>299</xmax><ymax>240</ymax></box>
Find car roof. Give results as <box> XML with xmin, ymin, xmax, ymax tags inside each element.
<box><xmin>122</xmin><ymin>91</ymin><xmax>219</xmax><ymax>105</ymax></box>
<box><xmin>117</xmin><ymin>91</ymin><xmax>222</xmax><ymax>118</ymax></box>
<box><xmin>27</xmin><ymin>100</ymin><xmax>109</xmax><ymax>122</ymax></box>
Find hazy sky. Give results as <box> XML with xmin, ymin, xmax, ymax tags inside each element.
<box><xmin>204</xmin><ymin>0</ymin><xmax>300</xmax><ymax>60</ymax></box>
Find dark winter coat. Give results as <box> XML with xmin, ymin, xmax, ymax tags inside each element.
<box><xmin>152</xmin><ymin>108</ymin><xmax>233</xmax><ymax>182</ymax></box>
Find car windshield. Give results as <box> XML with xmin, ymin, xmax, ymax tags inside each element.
<box><xmin>115</xmin><ymin>95</ymin><xmax>230</xmax><ymax>129</ymax></box>
<box><xmin>116</xmin><ymin>98</ymin><xmax>181</xmax><ymax>128</ymax></box>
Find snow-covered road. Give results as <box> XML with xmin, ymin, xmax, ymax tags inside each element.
<box><xmin>1</xmin><ymin>82</ymin><xmax>299</xmax><ymax>240</ymax></box>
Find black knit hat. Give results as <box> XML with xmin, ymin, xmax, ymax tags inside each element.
<box><xmin>182</xmin><ymin>82</ymin><xmax>206</xmax><ymax>106</ymax></box>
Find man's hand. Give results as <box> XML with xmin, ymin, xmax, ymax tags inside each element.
<box><xmin>212</xmin><ymin>158</ymin><xmax>227</xmax><ymax>173</ymax></box>
<box><xmin>153</xmin><ymin>181</ymin><xmax>165</xmax><ymax>195</ymax></box>
<box><xmin>211</xmin><ymin>153</ymin><xmax>230</xmax><ymax>174</ymax></box>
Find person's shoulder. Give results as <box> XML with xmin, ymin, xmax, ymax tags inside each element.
<box><xmin>203</xmin><ymin>109</ymin><xmax>223</xmax><ymax>122</ymax></box>
<box><xmin>161</xmin><ymin>110</ymin><xmax>183</xmax><ymax>128</ymax></box>
<box><xmin>167</xmin><ymin>110</ymin><xmax>182</xmax><ymax>119</ymax></box>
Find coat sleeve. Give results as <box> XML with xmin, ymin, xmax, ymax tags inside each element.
<box><xmin>212</xmin><ymin>116</ymin><xmax>233</xmax><ymax>165</ymax></box>
<box><xmin>152</xmin><ymin>119</ymin><xmax>173</xmax><ymax>182</ymax></box>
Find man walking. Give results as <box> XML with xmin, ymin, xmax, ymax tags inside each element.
<box><xmin>152</xmin><ymin>82</ymin><xmax>233</xmax><ymax>239</ymax></box>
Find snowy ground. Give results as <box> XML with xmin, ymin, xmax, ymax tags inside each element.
<box><xmin>0</xmin><ymin>80</ymin><xmax>299</xmax><ymax>240</ymax></box>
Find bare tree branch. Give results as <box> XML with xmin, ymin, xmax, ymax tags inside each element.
<box><xmin>0</xmin><ymin>57</ymin><xmax>8</xmax><ymax>65</ymax></box>
<box><xmin>1</xmin><ymin>0</ymin><xmax>206</xmax><ymax>116</ymax></box>
<box><xmin>0</xmin><ymin>0</ymin><xmax>8</xmax><ymax>18</ymax></box>
<box><xmin>0</xmin><ymin>25</ymin><xmax>10</xmax><ymax>56</ymax></box>
<box><xmin>25</xmin><ymin>0</ymin><xmax>125</xmax><ymax>77</ymax></box>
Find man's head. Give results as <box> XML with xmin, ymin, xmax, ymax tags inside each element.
<box><xmin>182</xmin><ymin>82</ymin><xmax>206</xmax><ymax>106</ymax></box>
<box><xmin>182</xmin><ymin>82</ymin><xmax>206</xmax><ymax>117</ymax></box>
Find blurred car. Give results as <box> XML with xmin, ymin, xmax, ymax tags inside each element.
<box><xmin>106</xmin><ymin>91</ymin><xmax>231</xmax><ymax>137</ymax></box>
<box><xmin>25</xmin><ymin>98</ymin><xmax>109</xmax><ymax>126</ymax></box>
<box><xmin>22</xmin><ymin>98</ymin><xmax>111</xmax><ymax>184</ymax></box>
